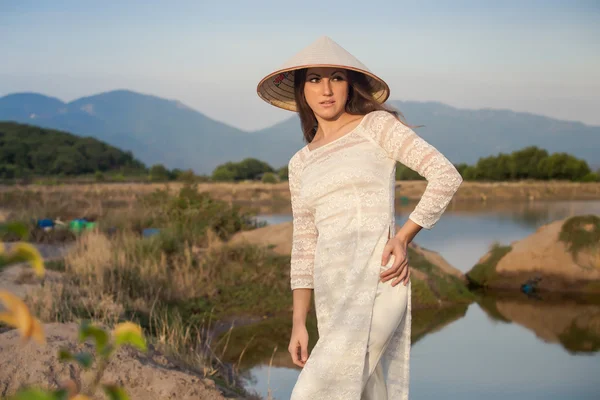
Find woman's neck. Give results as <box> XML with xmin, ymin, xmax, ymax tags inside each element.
<box><xmin>314</xmin><ymin>112</ymin><xmax>356</xmax><ymax>139</ymax></box>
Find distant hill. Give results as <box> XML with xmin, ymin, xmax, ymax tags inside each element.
<box><xmin>389</xmin><ymin>101</ymin><xmax>600</xmax><ymax>165</ymax></box>
<box><xmin>0</xmin><ymin>121</ymin><xmax>146</xmax><ymax>177</ymax></box>
<box><xmin>1</xmin><ymin>91</ymin><xmax>598</xmax><ymax>174</ymax></box>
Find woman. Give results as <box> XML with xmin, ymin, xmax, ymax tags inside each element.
<box><xmin>257</xmin><ymin>36</ymin><xmax>462</xmax><ymax>400</ymax></box>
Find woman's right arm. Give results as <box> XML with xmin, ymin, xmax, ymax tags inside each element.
<box><xmin>287</xmin><ymin>154</ymin><xmax>318</xmax><ymax>367</ymax></box>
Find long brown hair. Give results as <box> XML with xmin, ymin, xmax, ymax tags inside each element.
<box><xmin>293</xmin><ymin>68</ymin><xmax>415</xmax><ymax>143</ymax></box>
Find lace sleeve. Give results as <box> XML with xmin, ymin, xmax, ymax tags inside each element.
<box><xmin>365</xmin><ymin>110</ymin><xmax>463</xmax><ymax>229</ymax></box>
<box><xmin>288</xmin><ymin>154</ymin><xmax>318</xmax><ymax>290</ymax></box>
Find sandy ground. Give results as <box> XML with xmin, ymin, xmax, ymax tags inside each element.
<box><xmin>0</xmin><ymin>323</ymin><xmax>229</xmax><ymax>399</ymax></box>
<box><xmin>0</xmin><ymin>255</ymin><xmax>235</xmax><ymax>399</ymax></box>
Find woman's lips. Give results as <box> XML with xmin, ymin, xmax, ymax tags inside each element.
<box><xmin>320</xmin><ymin>100</ymin><xmax>335</xmax><ymax>108</ymax></box>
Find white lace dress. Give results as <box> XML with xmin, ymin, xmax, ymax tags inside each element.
<box><xmin>288</xmin><ymin>110</ymin><xmax>463</xmax><ymax>400</ymax></box>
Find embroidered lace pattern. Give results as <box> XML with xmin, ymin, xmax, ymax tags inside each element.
<box><xmin>287</xmin><ymin>110</ymin><xmax>462</xmax><ymax>399</ymax></box>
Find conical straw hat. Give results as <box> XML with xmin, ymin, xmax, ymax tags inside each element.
<box><xmin>257</xmin><ymin>36</ymin><xmax>390</xmax><ymax>112</ymax></box>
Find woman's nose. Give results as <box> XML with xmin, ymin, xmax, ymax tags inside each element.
<box><xmin>321</xmin><ymin>79</ymin><xmax>333</xmax><ymax>95</ymax></box>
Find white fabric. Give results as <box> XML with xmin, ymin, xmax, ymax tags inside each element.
<box><xmin>288</xmin><ymin>110</ymin><xmax>462</xmax><ymax>399</ymax></box>
<box><xmin>362</xmin><ymin>270</ymin><xmax>409</xmax><ymax>400</ymax></box>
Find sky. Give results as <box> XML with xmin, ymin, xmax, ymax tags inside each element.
<box><xmin>1</xmin><ymin>0</ymin><xmax>599</xmax><ymax>131</ymax></box>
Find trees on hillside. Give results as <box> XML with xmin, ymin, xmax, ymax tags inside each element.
<box><xmin>0</xmin><ymin>122</ymin><xmax>146</xmax><ymax>178</ymax></box>
<box><xmin>211</xmin><ymin>158</ymin><xmax>288</xmax><ymax>182</ymax></box>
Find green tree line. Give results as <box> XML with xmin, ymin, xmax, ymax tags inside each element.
<box><xmin>454</xmin><ymin>146</ymin><xmax>598</xmax><ymax>182</ymax></box>
<box><xmin>211</xmin><ymin>158</ymin><xmax>288</xmax><ymax>183</ymax></box>
<box><xmin>0</xmin><ymin>122</ymin><xmax>146</xmax><ymax>178</ymax></box>
<box><xmin>214</xmin><ymin>147</ymin><xmax>599</xmax><ymax>183</ymax></box>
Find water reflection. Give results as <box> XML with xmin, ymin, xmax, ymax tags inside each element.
<box><xmin>478</xmin><ymin>292</ymin><xmax>600</xmax><ymax>354</ymax></box>
<box><xmin>216</xmin><ymin>305</ymin><xmax>470</xmax><ymax>371</ymax></box>
<box><xmin>238</xmin><ymin>295</ymin><xmax>600</xmax><ymax>399</ymax></box>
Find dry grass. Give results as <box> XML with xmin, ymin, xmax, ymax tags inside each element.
<box><xmin>20</xmin><ymin>229</ymin><xmax>264</xmax><ymax>391</ymax></box>
<box><xmin>2</xmin><ymin>181</ymin><xmax>600</xmax><ymax>223</ymax></box>
<box><xmin>1</xmin><ymin>183</ymin><xmax>282</xmax><ymax>396</ymax></box>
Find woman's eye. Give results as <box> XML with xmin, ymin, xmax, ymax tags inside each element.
<box><xmin>309</xmin><ymin>77</ymin><xmax>319</xmax><ymax>83</ymax></box>
<box><xmin>333</xmin><ymin>75</ymin><xmax>345</xmax><ymax>81</ymax></box>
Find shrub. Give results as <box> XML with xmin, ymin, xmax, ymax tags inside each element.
<box><xmin>148</xmin><ymin>164</ymin><xmax>170</xmax><ymax>182</ymax></box>
<box><xmin>261</xmin><ymin>172</ymin><xmax>278</xmax><ymax>184</ymax></box>
<box><xmin>559</xmin><ymin>215</ymin><xmax>600</xmax><ymax>259</ymax></box>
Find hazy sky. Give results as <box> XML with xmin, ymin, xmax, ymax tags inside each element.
<box><xmin>1</xmin><ymin>0</ymin><xmax>599</xmax><ymax>131</ymax></box>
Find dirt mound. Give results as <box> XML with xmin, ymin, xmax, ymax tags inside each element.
<box><xmin>230</xmin><ymin>222</ymin><xmax>464</xmax><ymax>277</ymax></box>
<box><xmin>467</xmin><ymin>215</ymin><xmax>600</xmax><ymax>292</ymax></box>
<box><xmin>0</xmin><ymin>323</ymin><xmax>229</xmax><ymax>399</ymax></box>
<box><xmin>230</xmin><ymin>222</ymin><xmax>470</xmax><ymax>308</ymax></box>
<box><xmin>230</xmin><ymin>221</ymin><xmax>293</xmax><ymax>255</ymax></box>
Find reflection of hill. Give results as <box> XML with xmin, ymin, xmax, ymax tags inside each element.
<box><xmin>218</xmin><ymin>305</ymin><xmax>468</xmax><ymax>370</ymax></box>
<box><xmin>478</xmin><ymin>294</ymin><xmax>600</xmax><ymax>354</ymax></box>
<box><xmin>412</xmin><ymin>305</ymin><xmax>469</xmax><ymax>345</ymax></box>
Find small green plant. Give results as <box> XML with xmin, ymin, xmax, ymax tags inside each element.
<box><xmin>7</xmin><ymin>321</ymin><xmax>147</xmax><ymax>400</ymax></box>
<box><xmin>559</xmin><ymin>215</ymin><xmax>600</xmax><ymax>259</ymax></box>
<box><xmin>0</xmin><ymin>222</ymin><xmax>147</xmax><ymax>400</ymax></box>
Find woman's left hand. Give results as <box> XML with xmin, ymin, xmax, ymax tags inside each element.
<box><xmin>380</xmin><ymin>237</ymin><xmax>411</xmax><ymax>286</ymax></box>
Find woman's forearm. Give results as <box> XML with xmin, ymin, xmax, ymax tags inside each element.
<box><xmin>395</xmin><ymin>218</ymin><xmax>423</xmax><ymax>244</ymax></box>
<box><xmin>292</xmin><ymin>288</ymin><xmax>312</xmax><ymax>326</ymax></box>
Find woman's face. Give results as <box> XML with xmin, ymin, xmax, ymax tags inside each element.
<box><xmin>303</xmin><ymin>67</ymin><xmax>349</xmax><ymax>120</ymax></box>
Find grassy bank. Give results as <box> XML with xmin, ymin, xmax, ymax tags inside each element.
<box><xmin>466</xmin><ymin>243</ymin><xmax>513</xmax><ymax>289</ymax></box>
<box><xmin>408</xmin><ymin>246</ymin><xmax>475</xmax><ymax>308</ymax></box>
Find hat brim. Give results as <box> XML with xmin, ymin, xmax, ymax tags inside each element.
<box><xmin>257</xmin><ymin>64</ymin><xmax>390</xmax><ymax>112</ymax></box>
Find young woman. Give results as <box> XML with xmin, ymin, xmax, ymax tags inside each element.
<box><xmin>257</xmin><ymin>36</ymin><xmax>462</xmax><ymax>400</ymax></box>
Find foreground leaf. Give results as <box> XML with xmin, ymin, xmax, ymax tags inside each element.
<box><xmin>7</xmin><ymin>242</ymin><xmax>45</xmax><ymax>277</ymax></box>
<box><xmin>113</xmin><ymin>322</ymin><xmax>146</xmax><ymax>352</ymax></box>
<box><xmin>103</xmin><ymin>385</ymin><xmax>130</xmax><ymax>400</ymax></box>
<box><xmin>78</xmin><ymin>321</ymin><xmax>109</xmax><ymax>353</ymax></box>
<box><xmin>0</xmin><ymin>290</ymin><xmax>45</xmax><ymax>344</ymax></box>
<box><xmin>9</xmin><ymin>388</ymin><xmax>57</xmax><ymax>400</ymax></box>
<box><xmin>0</xmin><ymin>311</ymin><xmax>18</xmax><ymax>326</ymax></box>
<box><xmin>58</xmin><ymin>349</ymin><xmax>94</xmax><ymax>368</ymax></box>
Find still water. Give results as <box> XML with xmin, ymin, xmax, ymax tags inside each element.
<box><xmin>239</xmin><ymin>200</ymin><xmax>600</xmax><ymax>399</ymax></box>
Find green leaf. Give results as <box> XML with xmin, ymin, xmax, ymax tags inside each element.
<box><xmin>78</xmin><ymin>320</ymin><xmax>109</xmax><ymax>353</ymax></box>
<box><xmin>99</xmin><ymin>344</ymin><xmax>115</xmax><ymax>359</ymax></box>
<box><xmin>103</xmin><ymin>385</ymin><xmax>130</xmax><ymax>400</ymax></box>
<box><xmin>57</xmin><ymin>349</ymin><xmax>73</xmax><ymax>362</ymax></box>
<box><xmin>73</xmin><ymin>352</ymin><xmax>94</xmax><ymax>368</ymax></box>
<box><xmin>9</xmin><ymin>388</ymin><xmax>58</xmax><ymax>400</ymax></box>
<box><xmin>50</xmin><ymin>389</ymin><xmax>69</xmax><ymax>400</ymax></box>
<box><xmin>114</xmin><ymin>330</ymin><xmax>147</xmax><ymax>352</ymax></box>
<box><xmin>58</xmin><ymin>349</ymin><xmax>94</xmax><ymax>368</ymax></box>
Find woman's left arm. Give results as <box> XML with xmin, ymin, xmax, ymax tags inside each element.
<box><xmin>368</xmin><ymin>110</ymin><xmax>463</xmax><ymax>286</ymax></box>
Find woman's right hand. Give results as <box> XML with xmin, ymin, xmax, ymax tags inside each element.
<box><xmin>288</xmin><ymin>323</ymin><xmax>309</xmax><ymax>367</ymax></box>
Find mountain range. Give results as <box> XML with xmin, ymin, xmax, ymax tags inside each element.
<box><xmin>0</xmin><ymin>90</ymin><xmax>598</xmax><ymax>174</ymax></box>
